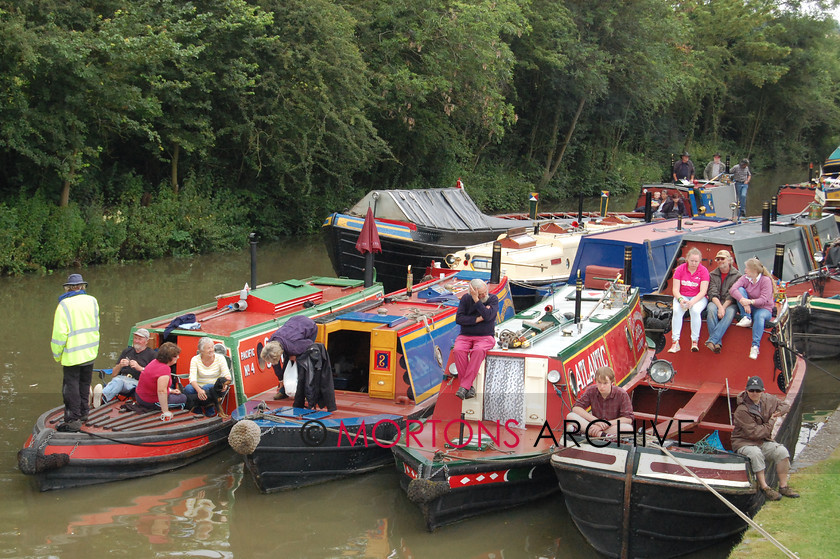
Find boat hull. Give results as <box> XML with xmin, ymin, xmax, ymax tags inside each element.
<box><xmin>323</xmin><ymin>213</ymin><xmax>511</xmax><ymax>293</ymax></box>
<box><xmin>18</xmin><ymin>404</ymin><xmax>232</xmax><ymax>492</ymax></box>
<box><xmin>394</xmin><ymin>449</ymin><xmax>557</xmax><ymax>531</ymax></box>
<box><xmin>243</xmin><ymin>411</ymin><xmax>429</xmax><ymax>493</ymax></box>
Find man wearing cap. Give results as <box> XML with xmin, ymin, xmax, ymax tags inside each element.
<box><xmin>705</xmin><ymin>250</ymin><xmax>742</xmax><ymax>353</ymax></box>
<box><xmin>51</xmin><ymin>274</ymin><xmax>100</xmax><ymax>432</ymax></box>
<box><xmin>730</xmin><ymin>158</ymin><xmax>752</xmax><ymax>217</ymax></box>
<box><xmin>672</xmin><ymin>152</ymin><xmax>695</xmax><ymax>183</ymax></box>
<box><xmin>703</xmin><ymin>153</ymin><xmax>726</xmax><ymax>181</ymax></box>
<box><xmin>732</xmin><ymin>376</ymin><xmax>799</xmax><ymax>501</ymax></box>
<box><xmin>98</xmin><ymin>328</ymin><xmax>157</xmax><ymax>406</ymax></box>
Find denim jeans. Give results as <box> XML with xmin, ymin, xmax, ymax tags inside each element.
<box><xmin>706</xmin><ymin>302</ymin><xmax>736</xmax><ymax>345</ymax></box>
<box><xmin>736</xmin><ymin>287</ymin><xmax>772</xmax><ymax>347</ymax></box>
<box><xmin>101</xmin><ymin>375</ymin><xmax>139</xmax><ymax>402</ymax></box>
<box><xmin>736</xmin><ymin>182</ymin><xmax>749</xmax><ymax>216</ymax></box>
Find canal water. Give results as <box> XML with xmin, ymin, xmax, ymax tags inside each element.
<box><xmin>2</xmin><ymin>169</ymin><xmax>838</xmax><ymax>559</ymax></box>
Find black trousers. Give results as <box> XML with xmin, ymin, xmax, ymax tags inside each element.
<box><xmin>62</xmin><ymin>362</ymin><xmax>93</xmax><ymax>422</ymax></box>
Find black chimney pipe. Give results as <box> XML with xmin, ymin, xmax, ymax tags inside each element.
<box><xmin>761</xmin><ymin>201</ymin><xmax>770</xmax><ymax>233</ymax></box>
<box><xmin>249</xmin><ymin>232</ymin><xmax>258</xmax><ymax>289</ymax></box>
<box><xmin>623</xmin><ymin>246</ymin><xmax>633</xmax><ymax>286</ymax></box>
<box><xmin>773</xmin><ymin>243</ymin><xmax>785</xmax><ymax>279</ymax></box>
<box><xmin>771</xmin><ymin>196</ymin><xmax>778</xmax><ymax>222</ymax></box>
<box><xmin>490</xmin><ymin>241</ymin><xmax>502</xmax><ymax>285</ymax></box>
<box><xmin>577</xmin><ymin>192</ymin><xmax>584</xmax><ymax>225</ymax></box>
<box><xmin>574</xmin><ymin>270</ymin><xmax>582</xmax><ymax>324</ymax></box>
<box><xmin>644</xmin><ymin>191</ymin><xmax>653</xmax><ymax>223</ymax></box>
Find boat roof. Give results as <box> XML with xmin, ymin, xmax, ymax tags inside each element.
<box><xmin>666</xmin><ymin>214</ymin><xmax>839</xmax><ymax>284</ymax></box>
<box><xmin>566</xmin><ymin>217</ymin><xmax>734</xmax><ymax>293</ymax></box>
<box><xmin>348</xmin><ymin>188</ymin><xmax>533</xmax><ymax>231</ymax></box>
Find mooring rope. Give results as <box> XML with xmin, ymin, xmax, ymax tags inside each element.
<box><xmin>651</xmin><ymin>442</ymin><xmax>797</xmax><ymax>559</ymax></box>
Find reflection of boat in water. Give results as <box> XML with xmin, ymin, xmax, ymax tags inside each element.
<box><xmin>392</xmin><ymin>278</ymin><xmax>649</xmax><ymax>531</ymax></box>
<box><xmin>232</xmin><ymin>269</ymin><xmax>515</xmax><ymax>493</ymax></box>
<box><xmin>19</xmin><ymin>277</ymin><xmax>384</xmax><ymax>491</ymax></box>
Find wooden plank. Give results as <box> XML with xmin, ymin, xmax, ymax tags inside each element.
<box><xmin>673</xmin><ymin>381</ymin><xmax>724</xmax><ymax>423</ymax></box>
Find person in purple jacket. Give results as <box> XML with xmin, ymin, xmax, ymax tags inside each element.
<box><xmin>729</xmin><ymin>257</ymin><xmax>775</xmax><ymax>360</ymax></box>
<box><xmin>453</xmin><ymin>278</ymin><xmax>498</xmax><ymax>400</ymax></box>
<box><xmin>260</xmin><ymin>315</ymin><xmax>318</xmax><ymax>399</ymax></box>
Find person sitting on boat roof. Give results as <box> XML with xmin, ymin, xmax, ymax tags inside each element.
<box><xmin>705</xmin><ymin>250</ymin><xmax>742</xmax><ymax>354</ymax></box>
<box><xmin>703</xmin><ymin>152</ymin><xmax>727</xmax><ymax>181</ymax></box>
<box><xmin>658</xmin><ymin>191</ymin><xmax>688</xmax><ymax>218</ymax></box>
<box><xmin>260</xmin><ymin>315</ymin><xmax>318</xmax><ymax>400</ymax></box>
<box><xmin>134</xmin><ymin>342</ymin><xmax>186</xmax><ymax>419</ymax></box>
<box><xmin>668</xmin><ymin>247</ymin><xmax>710</xmax><ymax>353</ymax></box>
<box><xmin>453</xmin><ymin>278</ymin><xmax>498</xmax><ymax>400</ymax></box>
<box><xmin>184</xmin><ymin>337</ymin><xmax>232</xmax><ymax>415</ymax></box>
<box><xmin>565</xmin><ymin>366</ymin><xmax>634</xmax><ymax>438</ymax></box>
<box><xmin>732</xmin><ymin>376</ymin><xmax>799</xmax><ymax>501</ymax></box>
<box><xmin>97</xmin><ymin>328</ymin><xmax>157</xmax><ymax>407</ymax></box>
<box><xmin>672</xmin><ymin>151</ymin><xmax>695</xmax><ymax>183</ymax></box>
<box><xmin>729</xmin><ymin>257</ymin><xmax>774</xmax><ymax>360</ymax></box>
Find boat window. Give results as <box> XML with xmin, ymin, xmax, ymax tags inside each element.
<box><xmin>326</xmin><ymin>330</ymin><xmax>371</xmax><ymax>393</ymax></box>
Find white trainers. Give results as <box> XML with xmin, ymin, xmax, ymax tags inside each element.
<box><xmin>749</xmin><ymin>346</ymin><xmax>759</xmax><ymax>360</ymax></box>
<box><xmin>92</xmin><ymin>384</ymin><xmax>104</xmax><ymax>408</ymax></box>
<box><xmin>737</xmin><ymin>317</ymin><xmax>752</xmax><ymax>328</ymax></box>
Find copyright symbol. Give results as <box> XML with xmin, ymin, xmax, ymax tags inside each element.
<box><xmin>300</xmin><ymin>420</ymin><xmax>327</xmax><ymax>447</ymax></box>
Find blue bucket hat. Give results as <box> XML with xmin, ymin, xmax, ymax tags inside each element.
<box><xmin>63</xmin><ymin>273</ymin><xmax>88</xmax><ymax>287</ymax></box>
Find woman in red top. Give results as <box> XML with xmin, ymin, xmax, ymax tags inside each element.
<box><xmin>134</xmin><ymin>342</ymin><xmax>186</xmax><ymax>420</ymax></box>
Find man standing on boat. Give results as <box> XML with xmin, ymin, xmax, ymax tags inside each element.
<box><xmin>705</xmin><ymin>250</ymin><xmax>742</xmax><ymax>353</ymax></box>
<box><xmin>732</xmin><ymin>376</ymin><xmax>799</xmax><ymax>501</ymax></box>
<box><xmin>97</xmin><ymin>328</ymin><xmax>156</xmax><ymax>406</ymax></box>
<box><xmin>672</xmin><ymin>152</ymin><xmax>695</xmax><ymax>183</ymax></box>
<box><xmin>703</xmin><ymin>152</ymin><xmax>727</xmax><ymax>181</ymax></box>
<box><xmin>566</xmin><ymin>366</ymin><xmax>634</xmax><ymax>438</ymax></box>
<box><xmin>51</xmin><ymin>274</ymin><xmax>100</xmax><ymax>433</ymax></box>
<box><xmin>730</xmin><ymin>158</ymin><xmax>752</xmax><ymax>217</ymax></box>
<box><xmin>453</xmin><ymin>278</ymin><xmax>498</xmax><ymax>400</ymax></box>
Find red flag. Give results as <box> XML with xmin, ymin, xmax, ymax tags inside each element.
<box><xmin>355</xmin><ymin>207</ymin><xmax>382</xmax><ymax>254</ymax></box>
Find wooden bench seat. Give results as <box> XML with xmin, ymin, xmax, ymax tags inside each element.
<box><xmin>644</xmin><ymin>381</ymin><xmax>725</xmax><ymax>439</ymax></box>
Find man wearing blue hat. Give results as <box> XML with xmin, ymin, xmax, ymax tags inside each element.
<box><xmin>51</xmin><ymin>274</ymin><xmax>100</xmax><ymax>432</ymax></box>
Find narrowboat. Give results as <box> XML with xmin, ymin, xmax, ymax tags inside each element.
<box><xmin>18</xmin><ymin>277</ymin><xmax>384</xmax><ymax>491</ymax></box>
<box><xmin>633</xmin><ymin>181</ymin><xmax>738</xmax><ymax>219</ymax></box>
<box><xmin>391</xmin><ymin>277</ymin><xmax>651</xmax><ymax>531</ymax></box>
<box><xmin>565</xmin><ymin>217</ymin><xmax>734</xmax><ymax>295</ymax></box>
<box><xmin>231</xmin><ymin>269</ymin><xmax>516</xmax><ymax>493</ymax></box>
<box><xmin>551</xmin><ymin>299</ymin><xmax>804</xmax><ymax>559</ymax></box>
<box><xmin>443</xmin><ymin>214</ymin><xmax>640</xmax><ymax>305</ymax></box>
<box><xmin>322</xmin><ymin>187</ymin><xmax>640</xmax><ymax>293</ymax></box>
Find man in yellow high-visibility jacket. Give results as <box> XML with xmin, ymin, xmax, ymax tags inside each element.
<box><xmin>51</xmin><ymin>273</ymin><xmax>100</xmax><ymax>432</ymax></box>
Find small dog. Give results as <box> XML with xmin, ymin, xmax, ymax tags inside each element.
<box><xmin>185</xmin><ymin>377</ymin><xmax>232</xmax><ymax>419</ymax></box>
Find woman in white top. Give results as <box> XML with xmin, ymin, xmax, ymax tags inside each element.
<box><xmin>185</xmin><ymin>337</ymin><xmax>231</xmax><ymax>402</ymax></box>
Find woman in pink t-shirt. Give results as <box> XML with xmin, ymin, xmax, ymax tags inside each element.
<box><xmin>669</xmin><ymin>247</ymin><xmax>710</xmax><ymax>353</ymax></box>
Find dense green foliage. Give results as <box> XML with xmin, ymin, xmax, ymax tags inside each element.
<box><xmin>1</xmin><ymin>1</ymin><xmax>840</xmax><ymax>272</ymax></box>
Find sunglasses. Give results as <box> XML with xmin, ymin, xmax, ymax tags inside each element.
<box><xmin>715</xmin><ymin>257</ymin><xmax>726</xmax><ymax>261</ymax></box>
<box><xmin>747</xmin><ymin>389</ymin><xmax>762</xmax><ymax>393</ymax></box>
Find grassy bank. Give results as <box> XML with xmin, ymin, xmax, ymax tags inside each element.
<box><xmin>729</xmin><ymin>445</ymin><xmax>840</xmax><ymax>557</ymax></box>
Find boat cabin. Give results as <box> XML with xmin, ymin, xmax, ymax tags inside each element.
<box><xmin>635</xmin><ymin>182</ymin><xmax>737</xmax><ymax>218</ymax></box>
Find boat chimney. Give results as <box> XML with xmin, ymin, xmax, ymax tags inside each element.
<box><xmin>644</xmin><ymin>191</ymin><xmax>653</xmax><ymax>223</ymax></box>
<box><xmin>406</xmin><ymin>265</ymin><xmax>413</xmax><ymax>296</ymax></box>
<box><xmin>249</xmin><ymin>232</ymin><xmax>258</xmax><ymax>290</ymax></box>
<box><xmin>677</xmin><ymin>213</ymin><xmax>683</xmax><ymax>231</ymax></box>
<box><xmin>574</xmin><ymin>270</ymin><xmax>582</xmax><ymax>325</ymax></box>
<box><xmin>771</xmin><ymin>196</ymin><xmax>778</xmax><ymax>222</ymax></box>
<box><xmin>773</xmin><ymin>243</ymin><xmax>785</xmax><ymax>279</ymax></box>
<box><xmin>490</xmin><ymin>241</ymin><xmax>502</xmax><ymax>284</ymax></box>
<box><xmin>725</xmin><ymin>154</ymin><xmax>730</xmax><ymax>170</ymax></box>
<box><xmin>809</xmin><ymin>159</ymin><xmax>814</xmax><ymax>182</ymax></box>
<box><xmin>623</xmin><ymin>246</ymin><xmax>633</xmax><ymax>286</ymax></box>
<box><xmin>761</xmin><ymin>201</ymin><xmax>771</xmax><ymax>233</ymax></box>
<box><xmin>577</xmin><ymin>192</ymin><xmax>584</xmax><ymax>225</ymax></box>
